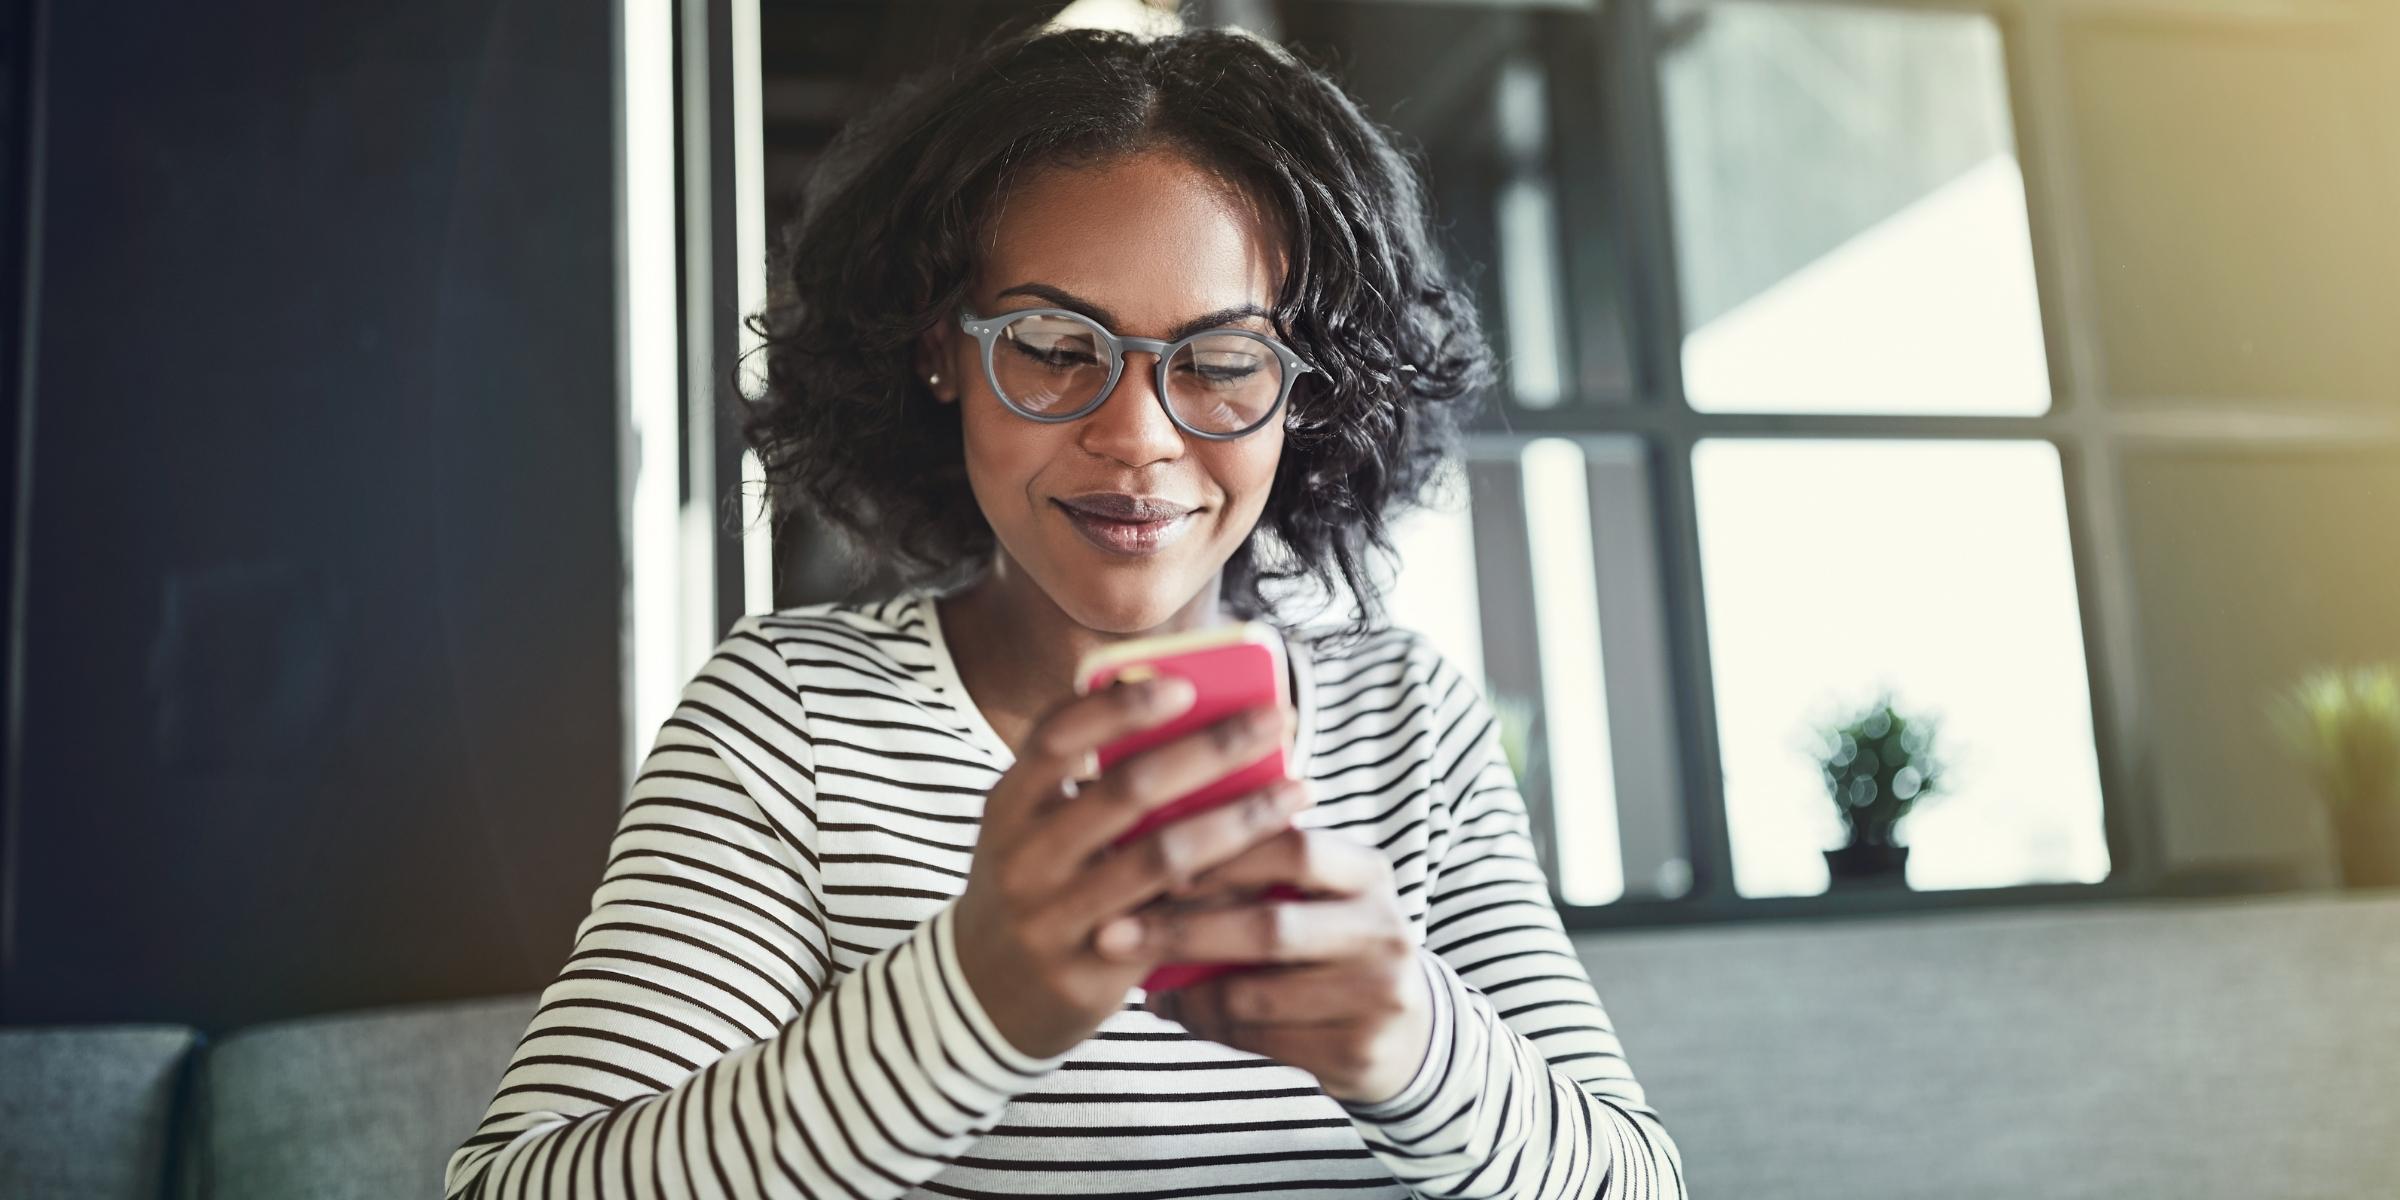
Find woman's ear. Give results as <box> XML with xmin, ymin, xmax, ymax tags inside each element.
<box><xmin>915</xmin><ymin>330</ymin><xmax>957</xmax><ymax>405</ymax></box>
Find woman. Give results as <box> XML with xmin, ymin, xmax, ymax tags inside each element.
<box><xmin>446</xmin><ymin>24</ymin><xmax>1681</xmax><ymax>1200</ymax></box>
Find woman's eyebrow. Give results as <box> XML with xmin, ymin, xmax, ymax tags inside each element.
<box><xmin>994</xmin><ymin>282</ymin><xmax>1272</xmax><ymax>340</ymax></box>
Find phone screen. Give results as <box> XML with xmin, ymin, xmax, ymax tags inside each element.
<box><xmin>1075</xmin><ymin>623</ymin><xmax>1306</xmax><ymax>992</ymax></box>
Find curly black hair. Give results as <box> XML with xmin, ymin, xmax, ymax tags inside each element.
<box><xmin>739</xmin><ymin>23</ymin><xmax>1496</xmax><ymax>641</ymax></box>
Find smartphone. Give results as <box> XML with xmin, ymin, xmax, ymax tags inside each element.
<box><xmin>1076</xmin><ymin>621</ymin><xmax>1307</xmax><ymax>994</ymax></box>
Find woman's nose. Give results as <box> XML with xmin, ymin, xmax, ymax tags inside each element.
<box><xmin>1076</xmin><ymin>352</ymin><xmax>1185</xmax><ymax>467</ymax></box>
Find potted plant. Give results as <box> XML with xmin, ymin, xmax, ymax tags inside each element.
<box><xmin>1811</xmin><ymin>692</ymin><xmax>1947</xmax><ymax>887</ymax></box>
<box><xmin>1489</xmin><ymin>689</ymin><xmax>1558</xmax><ymax>882</ymax></box>
<box><xmin>2270</xmin><ymin>664</ymin><xmax>2400</xmax><ymax>889</ymax></box>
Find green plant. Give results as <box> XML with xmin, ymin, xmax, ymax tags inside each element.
<box><xmin>1812</xmin><ymin>692</ymin><xmax>1947</xmax><ymax>849</ymax></box>
<box><xmin>1489</xmin><ymin>689</ymin><xmax>1541</xmax><ymax>784</ymax></box>
<box><xmin>2270</xmin><ymin>665</ymin><xmax>2400</xmax><ymax>814</ymax></box>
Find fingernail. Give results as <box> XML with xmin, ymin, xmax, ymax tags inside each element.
<box><xmin>1150</xmin><ymin>677</ymin><xmax>1197</xmax><ymax>714</ymax></box>
<box><xmin>1097</xmin><ymin>917</ymin><xmax>1144</xmax><ymax>956</ymax></box>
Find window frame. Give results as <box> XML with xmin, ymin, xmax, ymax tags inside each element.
<box><xmin>1505</xmin><ymin>0</ymin><xmax>2192</xmax><ymax>929</ymax></box>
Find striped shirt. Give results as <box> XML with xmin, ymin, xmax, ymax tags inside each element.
<box><xmin>443</xmin><ymin>589</ymin><xmax>1684</xmax><ymax>1199</ymax></box>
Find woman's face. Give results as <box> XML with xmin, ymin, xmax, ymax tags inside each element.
<box><xmin>926</xmin><ymin>148</ymin><xmax>1289</xmax><ymax>634</ymax></box>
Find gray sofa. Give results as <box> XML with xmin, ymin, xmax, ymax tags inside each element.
<box><xmin>5</xmin><ymin>891</ymin><xmax>2394</xmax><ymax>1199</ymax></box>
<box><xmin>1585</xmin><ymin>891</ymin><xmax>2400</xmax><ymax>1199</ymax></box>
<box><xmin>0</xmin><ymin>994</ymin><xmax>535</xmax><ymax>1200</ymax></box>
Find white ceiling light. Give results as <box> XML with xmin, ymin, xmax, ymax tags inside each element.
<box><xmin>1048</xmin><ymin>0</ymin><xmax>1184</xmax><ymax>36</ymax></box>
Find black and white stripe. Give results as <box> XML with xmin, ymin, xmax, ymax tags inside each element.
<box><xmin>444</xmin><ymin>590</ymin><xmax>1684</xmax><ymax>1198</ymax></box>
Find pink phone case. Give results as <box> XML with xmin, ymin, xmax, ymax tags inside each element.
<box><xmin>1078</xmin><ymin>625</ymin><xmax>1305</xmax><ymax>994</ymax></box>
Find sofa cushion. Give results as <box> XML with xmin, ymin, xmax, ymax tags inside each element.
<box><xmin>193</xmin><ymin>992</ymin><xmax>534</xmax><ymax>1200</ymax></box>
<box><xmin>0</xmin><ymin>1023</ymin><xmax>197</xmax><ymax>1200</ymax></box>
<box><xmin>1576</xmin><ymin>891</ymin><xmax>2400</xmax><ymax>1200</ymax></box>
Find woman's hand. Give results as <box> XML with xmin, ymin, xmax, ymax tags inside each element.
<box><xmin>953</xmin><ymin>676</ymin><xmax>1311</xmax><ymax>1062</ymax></box>
<box><xmin>1102</xmin><ymin>829</ymin><xmax>1435</xmax><ymax>1106</ymax></box>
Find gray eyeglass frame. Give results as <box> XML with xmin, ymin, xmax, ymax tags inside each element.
<box><xmin>957</xmin><ymin>306</ymin><xmax>1316</xmax><ymax>441</ymax></box>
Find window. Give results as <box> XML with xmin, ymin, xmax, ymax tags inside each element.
<box><xmin>1692</xmin><ymin>440</ymin><xmax>2109</xmax><ymax>896</ymax></box>
<box><xmin>1656</xmin><ymin>1</ymin><xmax>2110</xmax><ymax>901</ymax></box>
<box><xmin>1334</xmin><ymin>0</ymin><xmax>2117</xmax><ymax>915</ymax></box>
<box><xmin>1659</xmin><ymin>0</ymin><xmax>2051</xmax><ymax>415</ymax></box>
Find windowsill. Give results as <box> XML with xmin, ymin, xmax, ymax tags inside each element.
<box><xmin>1549</xmin><ymin>861</ymin><xmax>2325</xmax><ymax>932</ymax></box>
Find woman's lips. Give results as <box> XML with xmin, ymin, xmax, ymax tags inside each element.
<box><xmin>1055</xmin><ymin>501</ymin><xmax>1194</xmax><ymax>557</ymax></box>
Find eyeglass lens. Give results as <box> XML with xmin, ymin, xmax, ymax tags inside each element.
<box><xmin>990</xmin><ymin>312</ymin><xmax>1284</xmax><ymax>436</ymax></box>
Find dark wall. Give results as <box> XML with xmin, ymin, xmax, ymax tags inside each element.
<box><xmin>2</xmin><ymin>0</ymin><xmax>624</xmax><ymax>1032</ymax></box>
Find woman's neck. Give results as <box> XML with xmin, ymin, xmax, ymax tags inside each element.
<box><xmin>936</xmin><ymin>555</ymin><xmax>1230</xmax><ymax>754</ymax></box>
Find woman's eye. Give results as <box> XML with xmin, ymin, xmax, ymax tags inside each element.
<box><xmin>1181</xmin><ymin>355</ymin><xmax>1263</xmax><ymax>384</ymax></box>
<box><xmin>1005</xmin><ymin>336</ymin><xmax>1099</xmax><ymax>368</ymax></box>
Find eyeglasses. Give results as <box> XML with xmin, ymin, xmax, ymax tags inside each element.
<box><xmin>957</xmin><ymin>307</ymin><xmax>1315</xmax><ymax>440</ymax></box>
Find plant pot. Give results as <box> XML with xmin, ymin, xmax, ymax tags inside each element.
<box><xmin>2332</xmin><ymin>804</ymin><xmax>2400</xmax><ymax>890</ymax></box>
<box><xmin>1823</xmin><ymin>843</ymin><xmax>1910</xmax><ymax>888</ymax></box>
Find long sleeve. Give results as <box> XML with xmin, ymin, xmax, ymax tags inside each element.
<box><xmin>1336</xmin><ymin>647</ymin><xmax>1686</xmax><ymax>1200</ymax></box>
<box><xmin>442</xmin><ymin>616</ymin><xmax>1070</xmax><ymax>1200</ymax></box>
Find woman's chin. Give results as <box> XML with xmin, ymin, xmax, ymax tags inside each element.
<box><xmin>1029</xmin><ymin>546</ymin><xmax>1215</xmax><ymax>636</ymax></box>
<box><xmin>1063</xmin><ymin>587</ymin><xmax>1199</xmax><ymax>638</ymax></box>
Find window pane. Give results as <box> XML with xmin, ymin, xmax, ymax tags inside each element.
<box><xmin>1369</xmin><ymin>441</ymin><xmax>1695</xmax><ymax>906</ymax></box>
<box><xmin>1520</xmin><ymin>440</ymin><xmax>1624</xmax><ymax>904</ymax></box>
<box><xmin>1277</xmin><ymin>1</ymin><xmax>1640</xmax><ymax>411</ymax></box>
<box><xmin>2120</xmin><ymin>449</ymin><xmax>2400</xmax><ymax>883</ymax></box>
<box><xmin>1384</xmin><ymin>461</ymin><xmax>1487</xmax><ymax>688</ymax></box>
<box><xmin>2065</xmin><ymin>15</ymin><xmax>2400</xmax><ymax>403</ymax></box>
<box><xmin>1378</xmin><ymin>454</ymin><xmax>1628</xmax><ymax>905</ymax></box>
<box><xmin>1692</xmin><ymin>440</ymin><xmax>2109</xmax><ymax>896</ymax></box>
<box><xmin>1658</xmin><ymin>1</ymin><xmax>2051</xmax><ymax>415</ymax></box>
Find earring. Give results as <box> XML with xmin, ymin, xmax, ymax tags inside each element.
<box><xmin>928</xmin><ymin>373</ymin><xmax>942</xmax><ymax>388</ymax></box>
